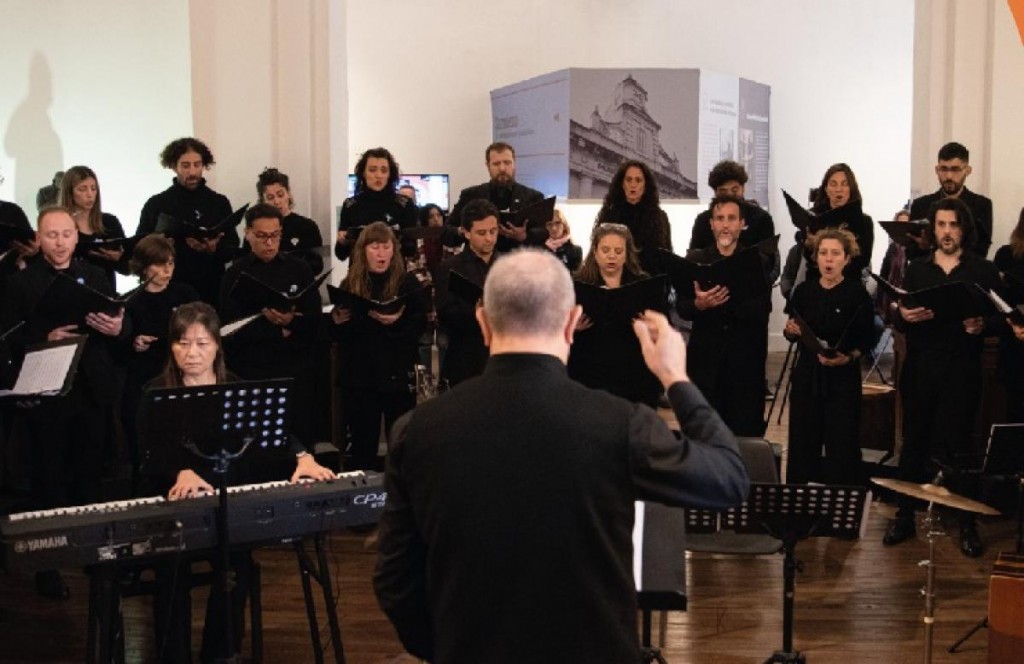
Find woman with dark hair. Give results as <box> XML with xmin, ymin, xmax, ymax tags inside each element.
<box><xmin>807</xmin><ymin>162</ymin><xmax>875</xmax><ymax>277</ymax></box>
<box><xmin>330</xmin><ymin>222</ymin><xmax>427</xmax><ymax>470</ymax></box>
<box><xmin>783</xmin><ymin>229</ymin><xmax>874</xmax><ymax>485</ymax></box>
<box><xmin>57</xmin><ymin>165</ymin><xmax>128</xmax><ymax>288</ymax></box>
<box><xmin>594</xmin><ymin>160</ymin><xmax>672</xmax><ymax>275</ymax></box>
<box><xmin>417</xmin><ymin>202</ymin><xmax>448</xmax><ymax>277</ymax></box>
<box><xmin>121</xmin><ymin>235</ymin><xmax>200</xmax><ymax>489</ymax></box>
<box><xmin>251</xmin><ymin>167</ymin><xmax>325</xmax><ymax>274</ymax></box>
<box><xmin>334</xmin><ymin>147</ymin><xmax>417</xmax><ymax>262</ymax></box>
<box><xmin>140</xmin><ymin>301</ymin><xmax>333</xmax><ymax>663</ymax></box>
<box><xmin>568</xmin><ymin>223</ymin><xmax>664</xmax><ymax>407</ymax></box>
<box><xmin>994</xmin><ymin>206</ymin><xmax>1024</xmax><ymax>421</ymax></box>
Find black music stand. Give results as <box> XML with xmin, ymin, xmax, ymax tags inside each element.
<box><xmin>143</xmin><ymin>379</ymin><xmax>294</xmax><ymax>664</ymax></box>
<box><xmin>725</xmin><ymin>483</ymin><xmax>869</xmax><ymax>664</ymax></box>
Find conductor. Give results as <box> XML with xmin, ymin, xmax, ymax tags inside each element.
<box><xmin>374</xmin><ymin>248</ymin><xmax>749</xmax><ymax>663</ymax></box>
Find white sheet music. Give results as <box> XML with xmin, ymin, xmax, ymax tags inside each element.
<box><xmin>221</xmin><ymin>313</ymin><xmax>261</xmax><ymax>337</ymax></box>
<box><xmin>632</xmin><ymin>501</ymin><xmax>644</xmax><ymax>587</ymax></box>
<box><xmin>0</xmin><ymin>342</ymin><xmax>79</xmax><ymax>396</ymax></box>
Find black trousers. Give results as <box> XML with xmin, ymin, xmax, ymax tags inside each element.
<box><xmin>897</xmin><ymin>358</ymin><xmax>982</xmax><ymax>520</ymax></box>
<box><xmin>153</xmin><ymin>551</ymin><xmax>253</xmax><ymax>664</ymax></box>
<box><xmin>687</xmin><ymin>324</ymin><xmax>768</xmax><ymax>437</ymax></box>
<box><xmin>786</xmin><ymin>357</ymin><xmax>863</xmax><ymax>485</ymax></box>
<box><xmin>340</xmin><ymin>387</ymin><xmax>415</xmax><ymax>471</ymax></box>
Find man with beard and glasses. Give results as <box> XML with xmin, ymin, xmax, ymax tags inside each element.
<box><xmin>909</xmin><ymin>142</ymin><xmax>993</xmax><ymax>258</ymax></box>
<box><xmin>883</xmin><ymin>198</ymin><xmax>1001</xmax><ymax>557</ymax></box>
<box><xmin>447</xmin><ymin>142</ymin><xmax>545</xmax><ymax>253</ymax></box>
<box><xmin>138</xmin><ymin>137</ymin><xmax>237</xmax><ymax>306</ymax></box>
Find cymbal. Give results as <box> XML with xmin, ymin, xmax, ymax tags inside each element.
<box><xmin>871</xmin><ymin>478</ymin><xmax>1000</xmax><ymax>516</ymax></box>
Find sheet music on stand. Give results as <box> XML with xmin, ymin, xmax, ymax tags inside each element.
<box><xmin>0</xmin><ymin>337</ymin><xmax>86</xmax><ymax>398</ymax></box>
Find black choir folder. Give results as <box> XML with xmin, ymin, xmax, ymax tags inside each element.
<box><xmin>789</xmin><ymin>306</ymin><xmax>862</xmax><ymax>359</ymax></box>
<box><xmin>34</xmin><ymin>273</ymin><xmax>146</xmax><ymax>328</ymax></box>
<box><xmin>879</xmin><ymin>220</ymin><xmax>928</xmax><ymax>246</ymax></box>
<box><xmin>783</xmin><ymin>190</ymin><xmax>863</xmax><ymax>235</ymax></box>
<box><xmin>155</xmin><ymin>203</ymin><xmax>249</xmax><ymax>240</ymax></box>
<box><xmin>0</xmin><ymin>218</ymin><xmax>35</xmax><ymax>246</ymax></box>
<box><xmin>74</xmin><ymin>234</ymin><xmax>142</xmax><ymax>258</ymax></box>
<box><xmin>446</xmin><ymin>271</ymin><xmax>484</xmax><ymax>306</ymax></box>
<box><xmin>500</xmin><ymin>196</ymin><xmax>557</xmax><ymax>229</ymax></box>
<box><xmin>0</xmin><ymin>337</ymin><xmax>85</xmax><ymax>398</ymax></box>
<box><xmin>658</xmin><ymin>236</ymin><xmax>778</xmax><ymax>303</ymax></box>
<box><xmin>574</xmin><ymin>275</ymin><xmax>667</xmax><ymax>325</ymax></box>
<box><xmin>327</xmin><ymin>283</ymin><xmax>431</xmax><ymax>316</ymax></box>
<box><xmin>229</xmin><ymin>269</ymin><xmax>332</xmax><ymax>312</ymax></box>
<box><xmin>982</xmin><ymin>288</ymin><xmax>1024</xmax><ymax>326</ymax></box>
<box><xmin>870</xmin><ymin>273</ymin><xmax>992</xmax><ymax>321</ymax></box>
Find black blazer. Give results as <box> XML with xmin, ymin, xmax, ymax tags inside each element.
<box><xmin>374</xmin><ymin>353</ymin><xmax>749</xmax><ymax>664</ymax></box>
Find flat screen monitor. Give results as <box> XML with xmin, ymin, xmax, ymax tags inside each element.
<box><xmin>346</xmin><ymin>173</ymin><xmax>450</xmax><ymax>211</ymax></box>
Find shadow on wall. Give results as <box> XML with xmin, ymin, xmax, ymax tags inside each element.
<box><xmin>4</xmin><ymin>52</ymin><xmax>63</xmax><ymax>217</ymax></box>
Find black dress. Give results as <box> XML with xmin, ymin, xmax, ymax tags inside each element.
<box><xmin>568</xmin><ymin>271</ymin><xmax>665</xmax><ymax>408</ymax></box>
<box><xmin>785</xmin><ymin>276</ymin><xmax>874</xmax><ymax>485</ymax></box>
<box><xmin>331</xmin><ymin>271</ymin><xmax>427</xmax><ymax>470</ymax></box>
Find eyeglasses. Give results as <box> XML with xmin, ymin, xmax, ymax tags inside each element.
<box><xmin>937</xmin><ymin>166</ymin><xmax>965</xmax><ymax>175</ymax></box>
<box><xmin>252</xmin><ymin>232</ymin><xmax>282</xmax><ymax>242</ymax></box>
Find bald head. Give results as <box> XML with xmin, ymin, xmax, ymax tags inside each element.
<box><xmin>482</xmin><ymin>249</ymin><xmax>576</xmax><ymax>339</ymax></box>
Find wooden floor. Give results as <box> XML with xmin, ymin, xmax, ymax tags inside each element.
<box><xmin>1</xmin><ymin>352</ymin><xmax>1019</xmax><ymax>663</ymax></box>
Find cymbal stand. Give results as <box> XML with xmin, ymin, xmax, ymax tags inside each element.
<box><xmin>919</xmin><ymin>504</ymin><xmax>943</xmax><ymax>664</ymax></box>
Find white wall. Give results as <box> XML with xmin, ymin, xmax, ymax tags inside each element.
<box><xmin>0</xmin><ymin>0</ymin><xmax>192</xmax><ymax>231</ymax></box>
<box><xmin>346</xmin><ymin>0</ymin><xmax>916</xmax><ymax>347</ymax></box>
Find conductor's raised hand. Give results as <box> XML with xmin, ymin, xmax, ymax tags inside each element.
<box><xmin>633</xmin><ymin>310</ymin><xmax>688</xmax><ymax>388</ymax></box>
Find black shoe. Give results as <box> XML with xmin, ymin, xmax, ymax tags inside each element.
<box><xmin>34</xmin><ymin>570</ymin><xmax>70</xmax><ymax>600</ymax></box>
<box><xmin>883</xmin><ymin>517</ymin><xmax>915</xmax><ymax>546</ymax></box>
<box><xmin>959</xmin><ymin>523</ymin><xmax>984</xmax><ymax>558</ymax></box>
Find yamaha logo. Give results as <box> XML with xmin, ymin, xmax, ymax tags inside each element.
<box><xmin>14</xmin><ymin>535</ymin><xmax>69</xmax><ymax>553</ymax></box>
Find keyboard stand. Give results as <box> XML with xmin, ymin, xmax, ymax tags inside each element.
<box><xmin>295</xmin><ymin>533</ymin><xmax>346</xmax><ymax>664</ymax></box>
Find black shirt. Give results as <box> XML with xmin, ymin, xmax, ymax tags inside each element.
<box><xmin>76</xmin><ymin>212</ymin><xmax>129</xmax><ymax>290</ymax></box>
<box><xmin>335</xmin><ymin>190</ymin><xmax>417</xmax><ymax>261</ymax></box>
<box><xmin>788</xmin><ymin>277</ymin><xmax>875</xmax><ymax>357</ymax></box>
<box><xmin>139</xmin><ymin>178</ymin><xmax>237</xmax><ymax>305</ymax></box>
<box><xmin>123</xmin><ymin>281</ymin><xmax>201</xmax><ymax>387</ymax></box>
<box><xmin>900</xmin><ymin>251</ymin><xmax>1002</xmax><ymax>366</ymax></box>
<box><xmin>435</xmin><ymin>249</ymin><xmax>493</xmax><ymax>385</ymax></box>
<box><xmin>219</xmin><ymin>253</ymin><xmax>320</xmax><ymax>378</ymax></box>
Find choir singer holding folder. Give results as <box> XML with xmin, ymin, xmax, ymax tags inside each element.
<box><xmin>883</xmin><ymin>198</ymin><xmax>1002</xmax><ymax>557</ymax></box>
<box><xmin>329</xmin><ymin>221</ymin><xmax>427</xmax><ymax>471</ymax></box>
<box><xmin>568</xmin><ymin>223</ymin><xmax>665</xmax><ymax>408</ymax></box>
<box><xmin>0</xmin><ymin>206</ymin><xmax>129</xmax><ymax>600</ymax></box>
<box><xmin>674</xmin><ymin>195</ymin><xmax>776</xmax><ymax>437</ymax></box>
<box><xmin>220</xmin><ymin>203</ymin><xmax>323</xmax><ymax>449</ymax></box>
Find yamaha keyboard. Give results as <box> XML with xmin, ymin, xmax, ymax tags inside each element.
<box><xmin>1</xmin><ymin>471</ymin><xmax>385</xmax><ymax>572</ymax></box>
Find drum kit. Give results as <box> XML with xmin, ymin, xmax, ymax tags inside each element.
<box><xmin>871</xmin><ymin>477</ymin><xmax>1000</xmax><ymax>664</ymax></box>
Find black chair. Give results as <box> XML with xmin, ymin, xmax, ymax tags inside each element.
<box><xmin>686</xmin><ymin>437</ymin><xmax>784</xmax><ymax>555</ymax></box>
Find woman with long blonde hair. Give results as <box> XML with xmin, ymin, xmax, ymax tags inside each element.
<box><xmin>57</xmin><ymin>165</ymin><xmax>128</xmax><ymax>288</ymax></box>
